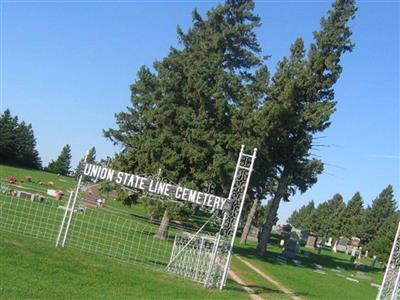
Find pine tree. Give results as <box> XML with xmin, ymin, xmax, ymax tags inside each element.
<box><xmin>0</xmin><ymin>109</ymin><xmax>41</xmax><ymax>169</ymax></box>
<box><xmin>105</xmin><ymin>0</ymin><xmax>268</xmax><ymax>238</ymax></box>
<box><xmin>340</xmin><ymin>192</ymin><xmax>365</xmax><ymax>238</ymax></box>
<box><xmin>363</xmin><ymin>185</ymin><xmax>397</xmax><ymax>246</ymax></box>
<box><xmin>257</xmin><ymin>0</ymin><xmax>356</xmax><ymax>256</ymax></box>
<box><xmin>75</xmin><ymin>147</ymin><xmax>96</xmax><ymax>177</ymax></box>
<box><xmin>46</xmin><ymin>144</ymin><xmax>72</xmax><ymax>176</ymax></box>
<box><xmin>288</xmin><ymin>200</ymin><xmax>315</xmax><ymax>230</ymax></box>
<box><xmin>0</xmin><ymin>109</ymin><xmax>18</xmax><ymax>164</ymax></box>
<box><xmin>368</xmin><ymin>213</ymin><xmax>400</xmax><ymax>261</ymax></box>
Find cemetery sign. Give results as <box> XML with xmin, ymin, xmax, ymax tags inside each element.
<box><xmin>82</xmin><ymin>163</ymin><xmax>230</xmax><ymax>211</ymax></box>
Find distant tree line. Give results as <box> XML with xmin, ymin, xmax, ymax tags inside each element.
<box><xmin>0</xmin><ymin>109</ymin><xmax>42</xmax><ymax>169</ymax></box>
<box><xmin>0</xmin><ymin>109</ymin><xmax>80</xmax><ymax>176</ymax></box>
<box><xmin>288</xmin><ymin>185</ymin><xmax>398</xmax><ymax>261</ymax></box>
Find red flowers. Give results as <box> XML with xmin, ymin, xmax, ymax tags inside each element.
<box><xmin>7</xmin><ymin>176</ymin><xmax>16</xmax><ymax>184</ymax></box>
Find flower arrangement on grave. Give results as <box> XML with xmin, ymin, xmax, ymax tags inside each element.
<box><xmin>7</xmin><ymin>176</ymin><xmax>16</xmax><ymax>184</ymax></box>
<box><xmin>55</xmin><ymin>190</ymin><xmax>64</xmax><ymax>200</ymax></box>
<box><xmin>26</xmin><ymin>176</ymin><xmax>32</xmax><ymax>182</ymax></box>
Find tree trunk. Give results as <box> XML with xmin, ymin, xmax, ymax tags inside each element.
<box><xmin>240</xmin><ymin>197</ymin><xmax>259</xmax><ymax>244</ymax></box>
<box><xmin>257</xmin><ymin>170</ymin><xmax>289</xmax><ymax>257</ymax></box>
<box><xmin>155</xmin><ymin>209</ymin><xmax>169</xmax><ymax>240</ymax></box>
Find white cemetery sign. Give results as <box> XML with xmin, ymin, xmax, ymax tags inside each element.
<box><xmin>82</xmin><ymin>163</ymin><xmax>230</xmax><ymax>211</ymax></box>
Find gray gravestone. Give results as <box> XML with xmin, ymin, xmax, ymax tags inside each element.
<box><xmin>371</xmin><ymin>256</ymin><xmax>377</xmax><ymax>268</ymax></box>
<box><xmin>336</xmin><ymin>236</ymin><xmax>349</xmax><ymax>253</ymax></box>
<box><xmin>247</xmin><ymin>225</ymin><xmax>259</xmax><ymax>242</ymax></box>
<box><xmin>282</xmin><ymin>238</ymin><xmax>300</xmax><ymax>259</ymax></box>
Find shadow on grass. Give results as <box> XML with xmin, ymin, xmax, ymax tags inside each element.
<box><xmin>234</xmin><ymin>234</ymin><xmax>383</xmax><ymax>276</ymax></box>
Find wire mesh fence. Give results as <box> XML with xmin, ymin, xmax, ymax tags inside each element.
<box><xmin>0</xmin><ymin>190</ymin><xmax>65</xmax><ymax>243</ymax></box>
<box><xmin>65</xmin><ymin>204</ymin><xmax>176</xmax><ymax>269</ymax></box>
<box><xmin>0</xmin><ymin>146</ymin><xmax>256</xmax><ymax>289</ymax></box>
<box><xmin>0</xmin><ymin>183</ymin><xmax>216</xmax><ymax>275</ymax></box>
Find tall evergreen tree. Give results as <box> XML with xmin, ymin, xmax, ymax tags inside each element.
<box><xmin>363</xmin><ymin>185</ymin><xmax>397</xmax><ymax>246</ymax></box>
<box><xmin>288</xmin><ymin>200</ymin><xmax>316</xmax><ymax>230</ymax></box>
<box><xmin>75</xmin><ymin>146</ymin><xmax>96</xmax><ymax>177</ymax></box>
<box><xmin>46</xmin><ymin>144</ymin><xmax>72</xmax><ymax>176</ymax></box>
<box><xmin>368</xmin><ymin>212</ymin><xmax>400</xmax><ymax>261</ymax></box>
<box><xmin>257</xmin><ymin>0</ymin><xmax>356</xmax><ymax>256</ymax></box>
<box><xmin>0</xmin><ymin>109</ymin><xmax>41</xmax><ymax>169</ymax></box>
<box><xmin>105</xmin><ymin>0</ymin><xmax>268</xmax><ymax>239</ymax></box>
<box><xmin>340</xmin><ymin>192</ymin><xmax>365</xmax><ymax>238</ymax></box>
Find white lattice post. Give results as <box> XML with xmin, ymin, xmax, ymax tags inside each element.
<box><xmin>377</xmin><ymin>221</ymin><xmax>400</xmax><ymax>300</ymax></box>
<box><xmin>60</xmin><ymin>150</ymin><xmax>89</xmax><ymax>247</ymax></box>
<box><xmin>55</xmin><ymin>191</ymin><xmax>74</xmax><ymax>247</ymax></box>
<box><xmin>219</xmin><ymin>146</ymin><xmax>257</xmax><ymax>289</ymax></box>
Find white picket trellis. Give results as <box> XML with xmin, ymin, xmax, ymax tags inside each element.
<box><xmin>166</xmin><ymin>145</ymin><xmax>257</xmax><ymax>289</ymax></box>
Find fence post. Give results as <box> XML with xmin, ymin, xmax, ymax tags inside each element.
<box><xmin>59</xmin><ymin>150</ymin><xmax>89</xmax><ymax>247</ymax></box>
<box><xmin>55</xmin><ymin>191</ymin><xmax>74</xmax><ymax>247</ymax></box>
<box><xmin>219</xmin><ymin>147</ymin><xmax>257</xmax><ymax>289</ymax></box>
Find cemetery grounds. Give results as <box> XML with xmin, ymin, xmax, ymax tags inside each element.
<box><xmin>0</xmin><ymin>164</ymin><xmax>383</xmax><ymax>299</ymax></box>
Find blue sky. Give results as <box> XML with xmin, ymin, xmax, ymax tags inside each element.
<box><xmin>2</xmin><ymin>1</ymin><xmax>399</xmax><ymax>222</ymax></box>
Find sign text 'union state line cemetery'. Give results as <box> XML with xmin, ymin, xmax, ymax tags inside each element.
<box><xmin>83</xmin><ymin>163</ymin><xmax>230</xmax><ymax>211</ymax></box>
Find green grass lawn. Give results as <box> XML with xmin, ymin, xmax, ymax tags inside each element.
<box><xmin>232</xmin><ymin>236</ymin><xmax>383</xmax><ymax>300</ymax></box>
<box><xmin>1</xmin><ymin>164</ymin><xmax>76</xmax><ymax>192</ymax></box>
<box><xmin>0</xmin><ymin>231</ymin><xmax>248</xmax><ymax>299</ymax></box>
<box><xmin>0</xmin><ymin>164</ymin><xmax>386</xmax><ymax>299</ymax></box>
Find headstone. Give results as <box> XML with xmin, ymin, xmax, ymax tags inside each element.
<box><xmin>371</xmin><ymin>283</ymin><xmax>381</xmax><ymax>288</ymax></box>
<box><xmin>314</xmin><ymin>263</ymin><xmax>323</xmax><ymax>269</ymax></box>
<box><xmin>326</xmin><ymin>237</ymin><xmax>333</xmax><ymax>247</ymax></box>
<box><xmin>271</xmin><ymin>225</ymin><xmax>280</xmax><ymax>235</ymax></box>
<box><xmin>276</xmin><ymin>256</ymin><xmax>287</xmax><ymax>264</ymax></box>
<box><xmin>371</xmin><ymin>256</ymin><xmax>377</xmax><ymax>268</ymax></box>
<box><xmin>289</xmin><ymin>227</ymin><xmax>309</xmax><ymax>245</ymax></box>
<box><xmin>280</xmin><ymin>239</ymin><xmax>285</xmax><ymax>247</ymax></box>
<box><xmin>289</xmin><ymin>230</ymin><xmax>301</xmax><ymax>241</ymax></box>
<box><xmin>82</xmin><ymin>185</ymin><xmax>101</xmax><ymax>206</ymax></box>
<box><xmin>332</xmin><ymin>269</ymin><xmax>342</xmax><ymax>273</ymax></box>
<box><xmin>355</xmin><ymin>271</ymin><xmax>372</xmax><ymax>281</ymax></box>
<box><xmin>346</xmin><ymin>277</ymin><xmax>359</xmax><ymax>283</ymax></box>
<box><xmin>358</xmin><ymin>247</ymin><xmax>362</xmax><ymax>259</ymax></box>
<box><xmin>306</xmin><ymin>233</ymin><xmax>318</xmax><ymax>249</ymax></box>
<box><xmin>292</xmin><ymin>259</ymin><xmax>304</xmax><ymax>267</ymax></box>
<box><xmin>300</xmin><ymin>230</ymin><xmax>310</xmax><ymax>245</ymax></box>
<box><xmin>351</xmin><ymin>236</ymin><xmax>361</xmax><ymax>248</ymax></box>
<box><xmin>280</xmin><ymin>224</ymin><xmax>292</xmax><ymax>239</ymax></box>
<box><xmin>336</xmin><ymin>236</ymin><xmax>349</xmax><ymax>253</ymax></box>
<box><xmin>317</xmin><ymin>245</ymin><xmax>322</xmax><ymax>255</ymax></box>
<box><xmin>351</xmin><ymin>246</ymin><xmax>357</xmax><ymax>257</ymax></box>
<box><xmin>314</xmin><ymin>269</ymin><xmax>326</xmax><ymax>275</ymax></box>
<box><xmin>332</xmin><ymin>240</ymin><xmax>338</xmax><ymax>252</ymax></box>
<box><xmin>16</xmin><ymin>190</ymin><xmax>35</xmax><ymax>201</ymax></box>
<box><xmin>247</xmin><ymin>225</ymin><xmax>260</xmax><ymax>242</ymax></box>
<box><xmin>47</xmin><ymin>189</ymin><xmax>57</xmax><ymax>197</ymax></box>
<box><xmin>364</xmin><ymin>250</ymin><xmax>368</xmax><ymax>258</ymax></box>
<box><xmin>282</xmin><ymin>238</ymin><xmax>300</xmax><ymax>259</ymax></box>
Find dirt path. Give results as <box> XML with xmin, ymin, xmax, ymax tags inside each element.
<box><xmin>228</xmin><ymin>268</ymin><xmax>264</xmax><ymax>300</ymax></box>
<box><xmin>235</xmin><ymin>255</ymin><xmax>302</xmax><ymax>300</ymax></box>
